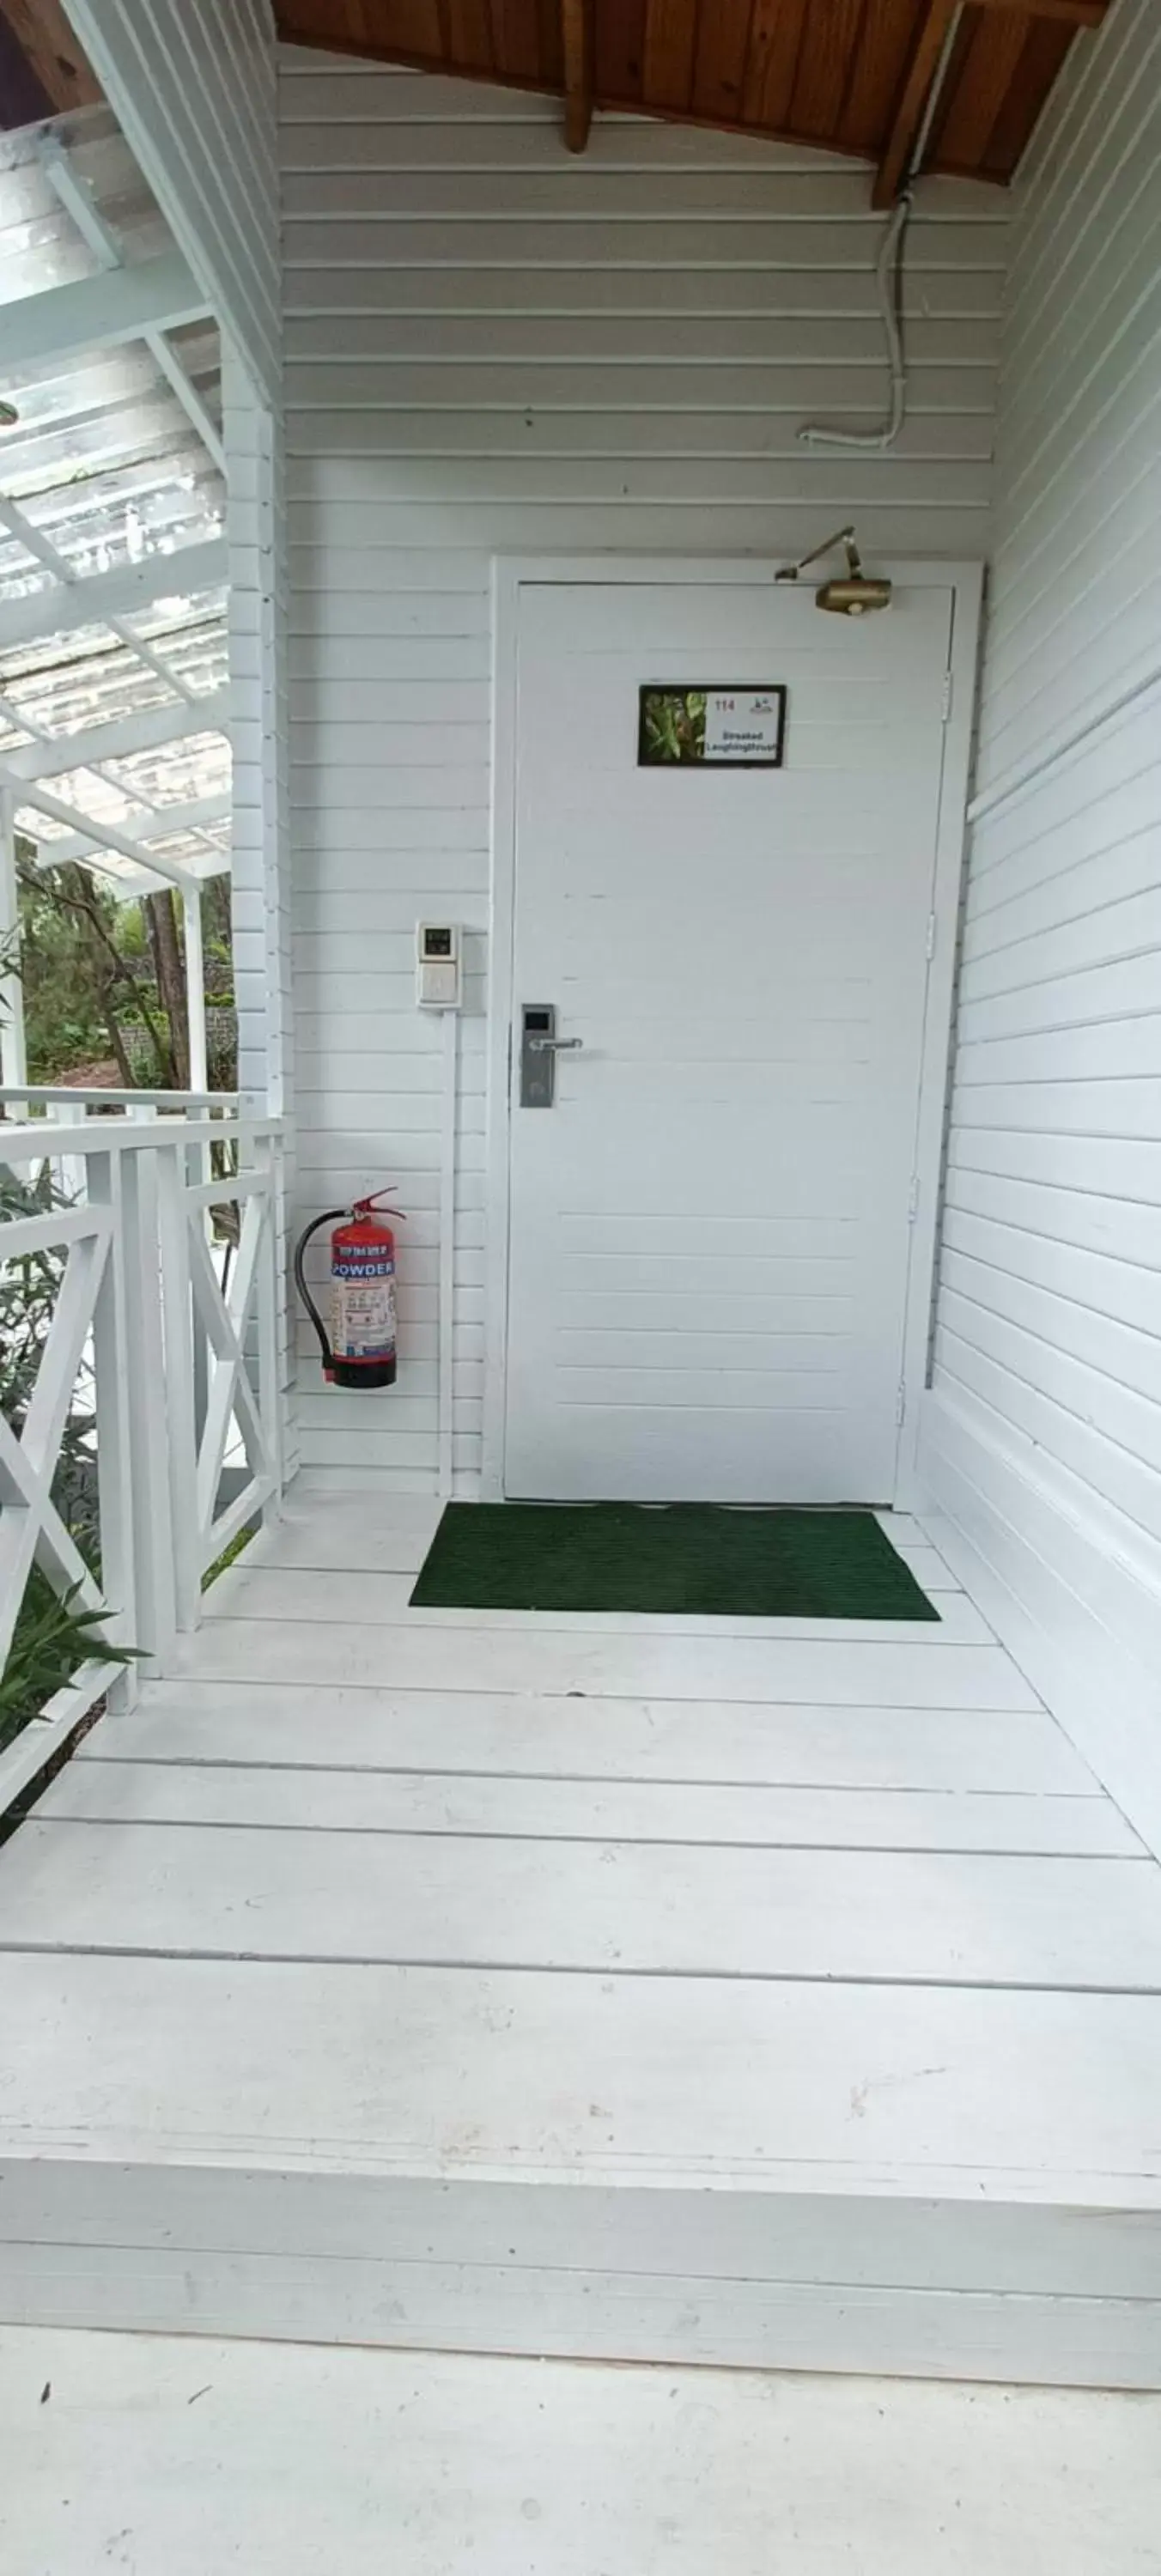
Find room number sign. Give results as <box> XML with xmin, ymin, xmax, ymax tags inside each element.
<box><xmin>638</xmin><ymin>684</ymin><xmax>787</xmax><ymax>768</ymax></box>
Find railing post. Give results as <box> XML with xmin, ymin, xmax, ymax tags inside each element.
<box><xmin>257</xmin><ymin>1130</ymin><xmax>284</xmax><ymax>1526</ymax></box>
<box><xmin>86</xmin><ymin>1145</ymin><xmax>139</xmax><ymax>1712</ymax></box>
<box><xmin>155</xmin><ymin>1135</ymin><xmax>202</xmax><ymax>1632</ymax></box>
<box><xmin>0</xmin><ymin>782</ymin><xmax>27</xmax><ymax>1107</ymax></box>
<box><xmin>118</xmin><ymin>1139</ymin><xmax>179</xmax><ymax>1668</ymax></box>
<box><xmin>46</xmin><ymin>1097</ymin><xmax>86</xmax><ymax>1208</ymax></box>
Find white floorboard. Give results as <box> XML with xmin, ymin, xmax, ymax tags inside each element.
<box><xmin>3</xmin><ymin>2330</ymin><xmax>1159</xmax><ymax>2576</ymax></box>
<box><xmin>2</xmin><ymin>1493</ymin><xmax>1158</xmax><ymax>2386</ymax></box>
<box><xmin>250</xmin><ymin>1503</ymin><xmax>958</xmax><ymax>1591</ymax></box>
<box><xmin>204</xmin><ymin>1564</ymin><xmax>987</xmax><ymax>1640</ymax></box>
<box><xmin>86</xmin><ymin>1682</ymin><xmax>1102</xmax><ymax>1793</ymax></box>
<box><xmin>3</xmin><ymin>1950</ymin><xmax>1158</xmax><ymax>2200</ymax></box>
<box><xmin>168</xmin><ymin>1617</ymin><xmax>1041</xmax><ymax>1706</ymax></box>
<box><xmin>41</xmin><ymin>1760</ymin><xmax>1143</xmax><ymax>1855</ymax></box>
<box><xmin>3</xmin><ymin>1820</ymin><xmax>1159</xmax><ymax>1988</ymax></box>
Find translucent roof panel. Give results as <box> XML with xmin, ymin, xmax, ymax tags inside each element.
<box><xmin>0</xmin><ymin>105</ymin><xmax>228</xmax><ymax>900</ymax></box>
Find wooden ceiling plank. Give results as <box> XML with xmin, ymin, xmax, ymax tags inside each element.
<box><xmin>838</xmin><ymin>0</ymin><xmax>914</xmax><ymax>153</ymax></box>
<box><xmin>444</xmin><ymin>0</ymin><xmax>495</xmax><ymax>69</ymax></box>
<box><xmin>560</xmin><ymin>0</ymin><xmax>591</xmax><ymax>149</ymax></box>
<box><xmin>275</xmin><ymin>0</ymin><xmax>1095</xmax><ymax>187</ymax></box>
<box><xmin>791</xmin><ymin>0</ymin><xmax>867</xmax><ymax>141</ymax></box>
<box><xmin>363</xmin><ymin>0</ymin><xmax>445</xmax><ymax>50</ymax></box>
<box><xmin>594</xmin><ymin>0</ymin><xmax>647</xmax><ymax>105</ymax></box>
<box><xmin>872</xmin><ymin>0</ymin><xmax>957</xmax><ymax>209</ymax></box>
<box><xmin>970</xmin><ymin>13</ymin><xmax>1073</xmax><ymax>176</ymax></box>
<box><xmin>489</xmin><ymin>0</ymin><xmax>542</xmax><ymax>80</ymax></box>
<box><xmin>690</xmin><ymin>0</ymin><xmax>753</xmax><ymax>124</ymax></box>
<box><xmin>537</xmin><ymin>0</ymin><xmax>563</xmax><ymax>83</ymax></box>
<box><xmin>934</xmin><ymin>7</ymin><xmax>1030</xmax><ymax>171</ymax></box>
<box><xmin>0</xmin><ymin>9</ymin><xmax>53</xmax><ymax>122</ymax></box>
<box><xmin>642</xmin><ymin>0</ymin><xmax>697</xmax><ymax>115</ymax></box>
<box><xmin>973</xmin><ymin>0</ymin><xmax>1105</xmax><ymax>22</ymax></box>
<box><xmin>741</xmin><ymin>0</ymin><xmax>808</xmax><ymax>128</ymax></box>
<box><xmin>275</xmin><ymin>11</ymin><xmax>445</xmax><ymax>77</ymax></box>
<box><xmin>0</xmin><ymin>0</ymin><xmax>100</xmax><ymax>111</ymax></box>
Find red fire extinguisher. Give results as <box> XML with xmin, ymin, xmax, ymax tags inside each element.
<box><xmin>294</xmin><ymin>1191</ymin><xmax>404</xmax><ymax>1389</ymax></box>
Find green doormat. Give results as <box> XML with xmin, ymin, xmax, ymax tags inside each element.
<box><xmin>410</xmin><ymin>1504</ymin><xmax>939</xmax><ymax>1621</ymax></box>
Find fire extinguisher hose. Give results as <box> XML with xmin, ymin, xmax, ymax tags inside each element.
<box><xmin>293</xmin><ymin>1207</ymin><xmax>348</xmax><ymax>1373</ymax></box>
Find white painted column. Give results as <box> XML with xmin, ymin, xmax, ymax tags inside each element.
<box><xmin>222</xmin><ymin>339</ymin><xmax>296</xmax><ymax>1481</ymax></box>
<box><xmin>0</xmin><ymin>784</ymin><xmax>27</xmax><ymax>1090</ymax></box>
<box><xmin>182</xmin><ymin>881</ymin><xmax>208</xmax><ymax>1093</ymax></box>
<box><xmin>438</xmin><ymin>1008</ymin><xmax>459</xmax><ymax>1498</ymax></box>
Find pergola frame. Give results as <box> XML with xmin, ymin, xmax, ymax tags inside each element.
<box><xmin>0</xmin><ymin>119</ymin><xmax>232</xmax><ymax>1098</ymax></box>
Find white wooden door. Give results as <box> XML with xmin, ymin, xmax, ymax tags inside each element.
<box><xmin>503</xmin><ymin>578</ymin><xmax>954</xmax><ymax>1504</ymax></box>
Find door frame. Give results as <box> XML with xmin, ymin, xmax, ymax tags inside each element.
<box><xmin>483</xmin><ymin>555</ymin><xmax>983</xmax><ymax>1507</ymax></box>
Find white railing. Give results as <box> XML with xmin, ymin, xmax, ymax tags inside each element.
<box><xmin>0</xmin><ymin>1088</ymin><xmax>246</xmax><ymax>1117</ymax></box>
<box><xmin>0</xmin><ymin>1097</ymin><xmax>286</xmax><ymax>1811</ymax></box>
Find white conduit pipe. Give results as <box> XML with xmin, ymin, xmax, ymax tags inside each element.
<box><xmin>437</xmin><ymin>1005</ymin><xmax>458</xmax><ymax>1498</ymax></box>
<box><xmin>798</xmin><ymin>3</ymin><xmax>965</xmax><ymax>456</ymax></box>
<box><xmin>799</xmin><ymin>191</ymin><xmax>911</xmax><ymax>453</ymax></box>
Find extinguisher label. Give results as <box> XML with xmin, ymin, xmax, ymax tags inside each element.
<box><xmin>331</xmin><ymin>1249</ymin><xmax>397</xmax><ymax>1363</ymax></box>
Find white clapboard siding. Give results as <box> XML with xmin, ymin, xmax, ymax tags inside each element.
<box><xmin>280</xmin><ymin>52</ymin><xmax>1006</xmax><ymax>1494</ymax></box>
<box><xmin>921</xmin><ymin>0</ymin><xmax>1161</xmax><ymax>1858</ymax></box>
<box><xmin>972</xmin><ymin>0</ymin><xmax>1161</xmax><ymax>800</ymax></box>
<box><xmin>64</xmin><ymin>0</ymin><xmax>279</xmax><ymax>404</ymax></box>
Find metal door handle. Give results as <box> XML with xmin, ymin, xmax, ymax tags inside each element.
<box><xmin>520</xmin><ymin>1005</ymin><xmax>578</xmax><ymax>1105</ymax></box>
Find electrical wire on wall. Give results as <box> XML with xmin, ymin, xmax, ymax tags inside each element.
<box><xmin>797</xmin><ymin>4</ymin><xmax>965</xmax><ymax>455</ymax></box>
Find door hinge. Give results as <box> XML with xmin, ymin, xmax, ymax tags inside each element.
<box><xmin>908</xmin><ymin>1174</ymin><xmax>920</xmax><ymax>1224</ymax></box>
<box><xmin>941</xmin><ymin>669</ymin><xmax>953</xmax><ymax>724</ymax></box>
<box><xmin>896</xmin><ymin>1379</ymin><xmax>907</xmax><ymax>1427</ymax></box>
<box><xmin>925</xmin><ymin>911</ymin><xmax>937</xmax><ymax>961</ymax></box>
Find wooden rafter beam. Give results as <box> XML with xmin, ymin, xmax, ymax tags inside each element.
<box><xmin>873</xmin><ymin>0</ymin><xmax>959</xmax><ymax>210</ymax></box>
<box><xmin>0</xmin><ymin>0</ymin><xmax>100</xmax><ymax>112</ymax></box>
<box><xmin>560</xmin><ymin>0</ymin><xmax>593</xmax><ymax>154</ymax></box>
<box><xmin>874</xmin><ymin>0</ymin><xmax>1108</xmax><ymax>206</ymax></box>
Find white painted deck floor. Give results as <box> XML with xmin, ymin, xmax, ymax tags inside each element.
<box><xmin>1</xmin><ymin>1493</ymin><xmax>1160</xmax><ymax>2390</ymax></box>
<box><xmin>3</xmin><ymin>2327</ymin><xmax>1160</xmax><ymax>2575</ymax></box>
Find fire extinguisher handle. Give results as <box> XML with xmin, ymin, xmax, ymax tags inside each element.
<box><xmin>293</xmin><ymin>1206</ymin><xmax>348</xmax><ymax>1372</ymax></box>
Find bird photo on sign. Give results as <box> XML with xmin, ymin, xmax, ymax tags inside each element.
<box><xmin>638</xmin><ymin>685</ymin><xmax>787</xmax><ymax>769</ymax></box>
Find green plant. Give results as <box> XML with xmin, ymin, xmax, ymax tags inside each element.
<box><xmin>640</xmin><ymin>688</ymin><xmax>708</xmax><ymax>765</ymax></box>
<box><xmin>0</xmin><ymin>1165</ymin><xmax>136</xmax><ymax>1747</ymax></box>
<box><xmin>202</xmin><ymin>1522</ymin><xmax>256</xmax><ymax>1590</ymax></box>
<box><xmin>0</xmin><ymin>1574</ymin><xmax>136</xmax><ymax>1753</ymax></box>
<box><xmin>0</xmin><ymin>1163</ymin><xmax>98</xmax><ymax>1558</ymax></box>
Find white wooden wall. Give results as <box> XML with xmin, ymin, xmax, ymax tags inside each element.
<box><xmin>281</xmin><ymin>50</ymin><xmax>1006</xmax><ymax>1495</ymax></box>
<box><xmin>921</xmin><ymin>0</ymin><xmax>1161</xmax><ymax>1852</ymax></box>
<box><xmin>64</xmin><ymin>0</ymin><xmax>280</xmax><ymax>405</ymax></box>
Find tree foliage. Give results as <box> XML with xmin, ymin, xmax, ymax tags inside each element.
<box><xmin>15</xmin><ymin>840</ymin><xmax>236</xmax><ymax>1090</ymax></box>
